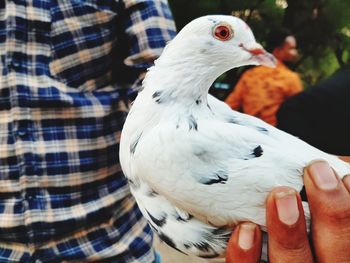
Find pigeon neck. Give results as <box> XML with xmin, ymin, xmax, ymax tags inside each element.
<box><xmin>143</xmin><ymin>57</ymin><xmax>221</xmax><ymax>106</ymax></box>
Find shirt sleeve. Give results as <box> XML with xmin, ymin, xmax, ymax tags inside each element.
<box><xmin>120</xmin><ymin>0</ymin><xmax>177</xmax><ymax>91</ymax></box>
<box><xmin>277</xmin><ymin>69</ymin><xmax>350</xmax><ymax>155</ymax></box>
<box><xmin>277</xmin><ymin>91</ymin><xmax>322</xmax><ymax>149</ymax></box>
<box><xmin>286</xmin><ymin>73</ymin><xmax>303</xmax><ymax>97</ymax></box>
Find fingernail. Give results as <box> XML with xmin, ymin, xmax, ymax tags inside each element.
<box><xmin>238</xmin><ymin>223</ymin><xmax>256</xmax><ymax>250</ymax></box>
<box><xmin>309</xmin><ymin>161</ymin><xmax>338</xmax><ymax>190</ymax></box>
<box><xmin>275</xmin><ymin>190</ymin><xmax>299</xmax><ymax>225</ymax></box>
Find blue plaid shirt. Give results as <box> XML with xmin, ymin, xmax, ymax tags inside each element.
<box><xmin>0</xmin><ymin>0</ymin><xmax>176</xmax><ymax>262</ymax></box>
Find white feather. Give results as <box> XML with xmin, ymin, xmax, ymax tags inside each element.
<box><xmin>119</xmin><ymin>15</ymin><xmax>350</xmax><ymax>259</ymax></box>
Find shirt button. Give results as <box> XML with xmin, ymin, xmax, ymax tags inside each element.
<box><xmin>29</xmin><ymin>194</ymin><xmax>39</xmax><ymax>201</ymax></box>
<box><xmin>9</xmin><ymin>60</ymin><xmax>21</xmax><ymax>70</ymax></box>
<box><xmin>16</xmin><ymin>129</ymin><xmax>28</xmax><ymax>138</ymax></box>
<box><xmin>27</xmin><ymin>22</ymin><xmax>36</xmax><ymax>32</ymax></box>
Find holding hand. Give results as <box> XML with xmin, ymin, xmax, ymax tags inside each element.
<box><xmin>226</xmin><ymin>161</ymin><xmax>350</xmax><ymax>263</ymax></box>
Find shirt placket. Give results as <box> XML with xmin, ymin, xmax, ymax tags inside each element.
<box><xmin>6</xmin><ymin>0</ymin><xmax>44</xmax><ymax>247</ymax></box>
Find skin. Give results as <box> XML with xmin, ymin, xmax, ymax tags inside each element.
<box><xmin>339</xmin><ymin>156</ymin><xmax>350</xmax><ymax>163</ymax></box>
<box><xmin>273</xmin><ymin>36</ymin><xmax>299</xmax><ymax>63</ymax></box>
<box><xmin>226</xmin><ymin>160</ymin><xmax>350</xmax><ymax>263</ymax></box>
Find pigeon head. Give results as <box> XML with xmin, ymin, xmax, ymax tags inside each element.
<box><xmin>144</xmin><ymin>15</ymin><xmax>276</xmax><ymax>103</ymax></box>
<box><xmin>157</xmin><ymin>15</ymin><xmax>276</xmax><ymax>73</ymax></box>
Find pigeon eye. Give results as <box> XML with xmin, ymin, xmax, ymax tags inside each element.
<box><xmin>213</xmin><ymin>24</ymin><xmax>233</xmax><ymax>41</ymax></box>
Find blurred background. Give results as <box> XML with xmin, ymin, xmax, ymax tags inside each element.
<box><xmin>167</xmin><ymin>0</ymin><xmax>350</xmax><ymax>100</ymax></box>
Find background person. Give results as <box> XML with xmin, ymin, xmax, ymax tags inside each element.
<box><xmin>225</xmin><ymin>29</ymin><xmax>303</xmax><ymax>126</ymax></box>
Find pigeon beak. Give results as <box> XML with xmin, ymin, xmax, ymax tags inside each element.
<box><xmin>241</xmin><ymin>43</ymin><xmax>277</xmax><ymax>68</ymax></box>
<box><xmin>250</xmin><ymin>50</ymin><xmax>277</xmax><ymax>68</ymax></box>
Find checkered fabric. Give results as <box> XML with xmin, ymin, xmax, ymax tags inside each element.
<box><xmin>0</xmin><ymin>0</ymin><xmax>176</xmax><ymax>262</ymax></box>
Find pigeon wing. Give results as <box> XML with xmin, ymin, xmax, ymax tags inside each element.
<box><xmin>132</xmin><ymin>118</ymin><xmax>305</xmax><ymax>227</ymax></box>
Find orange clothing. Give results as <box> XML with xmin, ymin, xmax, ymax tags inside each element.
<box><xmin>225</xmin><ymin>61</ymin><xmax>303</xmax><ymax>126</ymax></box>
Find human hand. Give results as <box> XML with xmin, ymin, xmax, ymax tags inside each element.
<box><xmin>338</xmin><ymin>156</ymin><xmax>350</xmax><ymax>163</ymax></box>
<box><xmin>226</xmin><ymin>161</ymin><xmax>350</xmax><ymax>263</ymax></box>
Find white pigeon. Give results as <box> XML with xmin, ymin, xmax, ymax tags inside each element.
<box><xmin>119</xmin><ymin>15</ymin><xmax>350</xmax><ymax>260</ymax></box>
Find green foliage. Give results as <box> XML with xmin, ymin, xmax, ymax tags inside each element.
<box><xmin>168</xmin><ymin>0</ymin><xmax>350</xmax><ymax>89</ymax></box>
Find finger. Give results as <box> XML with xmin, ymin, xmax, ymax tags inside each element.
<box><xmin>266</xmin><ymin>187</ymin><xmax>313</xmax><ymax>263</ymax></box>
<box><xmin>304</xmin><ymin>161</ymin><xmax>350</xmax><ymax>263</ymax></box>
<box><xmin>343</xmin><ymin>174</ymin><xmax>350</xmax><ymax>193</ymax></box>
<box><xmin>338</xmin><ymin>156</ymin><xmax>350</xmax><ymax>163</ymax></box>
<box><xmin>226</xmin><ymin>223</ymin><xmax>262</xmax><ymax>263</ymax></box>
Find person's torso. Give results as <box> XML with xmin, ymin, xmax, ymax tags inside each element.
<box><xmin>241</xmin><ymin>64</ymin><xmax>300</xmax><ymax>125</ymax></box>
<box><xmin>0</xmin><ymin>0</ymin><xmax>132</xmax><ymax>244</ymax></box>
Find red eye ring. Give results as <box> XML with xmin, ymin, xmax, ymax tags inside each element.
<box><xmin>213</xmin><ymin>24</ymin><xmax>233</xmax><ymax>41</ymax></box>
